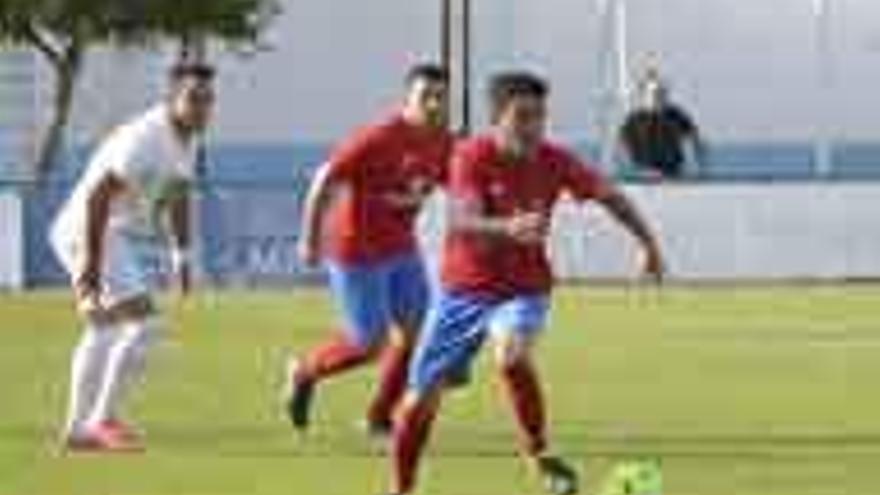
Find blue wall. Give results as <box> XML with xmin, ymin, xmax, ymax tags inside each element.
<box><xmin>18</xmin><ymin>140</ymin><xmax>880</xmax><ymax>286</ymax></box>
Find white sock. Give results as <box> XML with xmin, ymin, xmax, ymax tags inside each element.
<box><xmin>87</xmin><ymin>316</ymin><xmax>161</xmax><ymax>427</ymax></box>
<box><xmin>65</xmin><ymin>323</ymin><xmax>115</xmax><ymax>437</ymax></box>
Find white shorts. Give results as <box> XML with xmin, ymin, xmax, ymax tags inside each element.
<box><xmin>50</xmin><ymin>229</ymin><xmax>162</xmax><ymax>309</ymax></box>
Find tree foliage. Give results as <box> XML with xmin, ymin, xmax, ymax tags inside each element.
<box><xmin>0</xmin><ymin>0</ymin><xmax>279</xmax><ymax>178</ymax></box>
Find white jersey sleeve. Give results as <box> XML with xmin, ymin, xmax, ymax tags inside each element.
<box><xmin>51</xmin><ymin>104</ymin><xmax>197</xmax><ymax>248</ymax></box>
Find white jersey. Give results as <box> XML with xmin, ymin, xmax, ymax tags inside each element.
<box><xmin>51</xmin><ymin>104</ymin><xmax>198</xmax><ymax>248</ymax></box>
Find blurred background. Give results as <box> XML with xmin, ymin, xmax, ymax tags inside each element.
<box><xmin>1</xmin><ymin>0</ymin><xmax>879</xmax><ymax>288</ymax></box>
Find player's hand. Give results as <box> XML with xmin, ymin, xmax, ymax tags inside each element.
<box><xmin>297</xmin><ymin>236</ymin><xmax>321</xmax><ymax>268</ymax></box>
<box><xmin>639</xmin><ymin>245</ymin><xmax>666</xmax><ymax>285</ymax></box>
<box><xmin>504</xmin><ymin>210</ymin><xmax>547</xmax><ymax>244</ymax></box>
<box><xmin>74</xmin><ymin>261</ymin><xmax>102</xmax><ymax>312</ymax></box>
<box><xmin>384</xmin><ymin>191</ymin><xmax>423</xmax><ymax>209</ymax></box>
<box><xmin>176</xmin><ymin>261</ymin><xmax>192</xmax><ymax>298</ymax></box>
<box><xmin>170</xmin><ymin>248</ymin><xmax>192</xmax><ymax>298</ymax></box>
<box><xmin>384</xmin><ymin>179</ymin><xmax>432</xmax><ymax>210</ymax></box>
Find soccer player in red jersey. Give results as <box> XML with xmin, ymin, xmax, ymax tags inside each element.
<box><xmin>385</xmin><ymin>71</ymin><xmax>666</xmax><ymax>495</ymax></box>
<box><xmin>285</xmin><ymin>64</ymin><xmax>454</xmax><ymax>438</ymax></box>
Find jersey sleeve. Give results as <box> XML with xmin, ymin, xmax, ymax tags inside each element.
<box><xmin>556</xmin><ymin>148</ymin><xmax>614</xmax><ymax>201</ymax></box>
<box><xmin>105</xmin><ymin>130</ymin><xmax>153</xmax><ymax>187</ymax></box>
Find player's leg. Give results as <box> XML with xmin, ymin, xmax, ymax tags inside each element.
<box><xmin>389</xmin><ymin>383</ymin><xmax>443</xmax><ymax>495</ymax></box>
<box><xmin>62</xmin><ymin>313</ymin><xmax>115</xmax><ymax>443</ymax></box>
<box><xmin>388</xmin><ymin>291</ymin><xmax>489</xmax><ymax>495</ymax></box>
<box><xmin>60</xmin><ymin>237</ymin><xmax>162</xmax><ymax>452</ymax></box>
<box><xmin>285</xmin><ymin>260</ymin><xmax>391</xmax><ymax>431</ymax></box>
<box><xmin>52</xmin><ymin>235</ymin><xmax>128</xmax><ymax>449</ymax></box>
<box><xmin>489</xmin><ymin>295</ymin><xmax>549</xmax><ymax>457</ymax></box>
<box><xmin>81</xmin><ymin>239</ymin><xmax>165</xmax><ymax>451</ymax></box>
<box><xmin>366</xmin><ymin>253</ymin><xmax>430</xmax><ymax>435</ymax></box>
<box><xmin>85</xmin><ymin>296</ymin><xmax>160</xmax><ymax>446</ymax></box>
<box><xmin>488</xmin><ymin>295</ymin><xmax>578</xmax><ymax>495</ymax></box>
<box><xmin>53</xmin><ymin>237</ymin><xmax>103</xmax><ymax>441</ymax></box>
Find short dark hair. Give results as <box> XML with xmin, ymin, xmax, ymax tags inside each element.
<box><xmin>406</xmin><ymin>63</ymin><xmax>449</xmax><ymax>86</ymax></box>
<box><xmin>169</xmin><ymin>62</ymin><xmax>216</xmax><ymax>82</ymax></box>
<box><xmin>488</xmin><ymin>71</ymin><xmax>549</xmax><ymax>119</ymax></box>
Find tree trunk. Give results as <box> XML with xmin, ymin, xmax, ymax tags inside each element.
<box><xmin>33</xmin><ymin>45</ymin><xmax>82</xmax><ymax>181</ymax></box>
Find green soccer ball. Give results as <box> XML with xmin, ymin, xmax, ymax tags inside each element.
<box><xmin>598</xmin><ymin>458</ymin><xmax>663</xmax><ymax>495</ymax></box>
<box><xmin>545</xmin><ymin>473</ymin><xmax>578</xmax><ymax>495</ymax></box>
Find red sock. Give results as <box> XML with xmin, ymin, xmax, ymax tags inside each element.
<box><xmin>300</xmin><ymin>333</ymin><xmax>373</xmax><ymax>383</ymax></box>
<box><xmin>367</xmin><ymin>343</ymin><xmax>412</xmax><ymax>425</ymax></box>
<box><xmin>391</xmin><ymin>395</ymin><xmax>440</xmax><ymax>494</ymax></box>
<box><xmin>501</xmin><ymin>360</ymin><xmax>547</xmax><ymax>456</ymax></box>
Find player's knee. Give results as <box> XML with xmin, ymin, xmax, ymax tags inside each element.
<box><xmin>493</xmin><ymin>334</ymin><xmax>533</xmax><ymax>373</ymax></box>
<box><xmin>403</xmin><ymin>382</ymin><xmax>443</xmax><ymax>411</ymax></box>
<box><xmin>401</xmin><ymin>389</ymin><xmax>427</xmax><ymax>414</ymax></box>
<box><xmin>120</xmin><ymin>315</ymin><xmax>163</xmax><ymax>349</ymax></box>
<box><xmin>354</xmin><ymin>335</ymin><xmax>384</xmax><ymax>357</ymax></box>
<box><xmin>112</xmin><ymin>315</ymin><xmax>163</xmax><ymax>377</ymax></box>
<box><xmin>401</xmin><ymin>389</ymin><xmax>424</xmax><ymax>410</ymax></box>
<box><xmin>390</xmin><ymin>326</ymin><xmax>418</xmax><ymax>349</ymax></box>
<box><xmin>344</xmin><ymin>324</ymin><xmax>386</xmax><ymax>356</ymax></box>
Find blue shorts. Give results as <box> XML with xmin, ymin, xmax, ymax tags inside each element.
<box><xmin>408</xmin><ymin>290</ymin><xmax>550</xmax><ymax>395</ymax></box>
<box><xmin>326</xmin><ymin>252</ymin><xmax>430</xmax><ymax>349</ymax></box>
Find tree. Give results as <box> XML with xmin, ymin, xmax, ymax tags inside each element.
<box><xmin>0</xmin><ymin>0</ymin><xmax>279</xmax><ymax>179</ymax></box>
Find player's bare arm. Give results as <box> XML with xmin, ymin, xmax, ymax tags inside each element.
<box><xmin>596</xmin><ymin>187</ymin><xmax>666</xmax><ymax>282</ymax></box>
<box><xmin>167</xmin><ymin>186</ymin><xmax>192</xmax><ymax>295</ymax></box>
<box><xmin>383</xmin><ymin>177</ymin><xmax>434</xmax><ymax>210</ymax></box>
<box><xmin>78</xmin><ymin>173</ymin><xmax>127</xmax><ymax>309</ymax></box>
<box><xmin>297</xmin><ymin>163</ymin><xmax>338</xmax><ymax>266</ymax></box>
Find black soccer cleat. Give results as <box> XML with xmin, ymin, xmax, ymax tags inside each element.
<box><xmin>283</xmin><ymin>358</ymin><xmax>315</xmax><ymax>432</ymax></box>
<box><xmin>364</xmin><ymin>418</ymin><xmax>393</xmax><ymax>453</ymax></box>
<box><xmin>537</xmin><ymin>455</ymin><xmax>579</xmax><ymax>495</ymax></box>
<box><xmin>366</xmin><ymin>418</ymin><xmax>393</xmax><ymax>439</ymax></box>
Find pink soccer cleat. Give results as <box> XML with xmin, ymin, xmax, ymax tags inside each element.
<box><xmin>62</xmin><ymin>421</ymin><xmax>145</xmax><ymax>454</ymax></box>
<box><xmin>98</xmin><ymin>418</ymin><xmax>142</xmax><ymax>443</ymax></box>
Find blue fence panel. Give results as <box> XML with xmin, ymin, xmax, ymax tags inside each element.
<box><xmin>22</xmin><ymin>145</ymin><xmax>92</xmax><ymax>285</ymax></box>
<box><xmin>21</xmin><ymin>143</ymin><xmax>331</xmax><ymax>287</ymax></box>
<box><xmin>703</xmin><ymin>143</ymin><xmax>817</xmax><ymax>181</ymax></box>
<box><xmin>16</xmin><ymin>140</ymin><xmax>880</xmax><ymax>287</ymax></box>
<box><xmin>197</xmin><ymin>143</ymin><xmax>327</xmax><ymax>286</ymax></box>
<box><xmin>832</xmin><ymin>143</ymin><xmax>880</xmax><ymax>180</ymax></box>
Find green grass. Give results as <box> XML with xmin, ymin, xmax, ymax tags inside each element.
<box><xmin>0</xmin><ymin>286</ymin><xmax>876</xmax><ymax>495</ymax></box>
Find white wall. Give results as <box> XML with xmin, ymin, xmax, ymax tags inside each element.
<box><xmin>24</xmin><ymin>0</ymin><xmax>879</xmax><ymax>145</ymax></box>
<box><xmin>420</xmin><ymin>183</ymin><xmax>880</xmax><ymax>281</ymax></box>
<box><xmin>0</xmin><ymin>192</ymin><xmax>24</xmax><ymax>289</ymax></box>
<box><xmin>220</xmin><ymin>0</ymin><xmax>877</xmax><ymax>142</ymax></box>
<box><xmin>0</xmin><ymin>50</ymin><xmax>38</xmax><ymax>176</ymax></box>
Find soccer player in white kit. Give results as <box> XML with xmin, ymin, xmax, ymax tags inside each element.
<box><xmin>49</xmin><ymin>63</ymin><xmax>215</xmax><ymax>452</ymax></box>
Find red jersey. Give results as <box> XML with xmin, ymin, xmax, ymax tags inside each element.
<box><xmin>441</xmin><ymin>135</ymin><xmax>612</xmax><ymax>297</ymax></box>
<box><xmin>323</xmin><ymin>112</ymin><xmax>453</xmax><ymax>263</ymax></box>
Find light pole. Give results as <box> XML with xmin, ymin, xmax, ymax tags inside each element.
<box><xmin>461</xmin><ymin>0</ymin><xmax>473</xmax><ymax>135</ymax></box>
<box><xmin>812</xmin><ymin>0</ymin><xmax>834</xmax><ymax>177</ymax></box>
<box><xmin>439</xmin><ymin>0</ymin><xmax>473</xmax><ymax>136</ymax></box>
<box><xmin>441</xmin><ymin>0</ymin><xmax>452</xmax><ymax>125</ymax></box>
<box><xmin>595</xmin><ymin>0</ymin><xmax>630</xmax><ymax>172</ymax></box>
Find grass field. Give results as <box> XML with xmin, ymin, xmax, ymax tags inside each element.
<box><xmin>0</xmin><ymin>286</ymin><xmax>876</xmax><ymax>495</ymax></box>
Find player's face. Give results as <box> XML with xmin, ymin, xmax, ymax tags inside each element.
<box><xmin>405</xmin><ymin>78</ymin><xmax>448</xmax><ymax>129</ymax></box>
<box><xmin>496</xmin><ymin>95</ymin><xmax>547</xmax><ymax>156</ymax></box>
<box><xmin>170</xmin><ymin>76</ymin><xmax>215</xmax><ymax>132</ymax></box>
